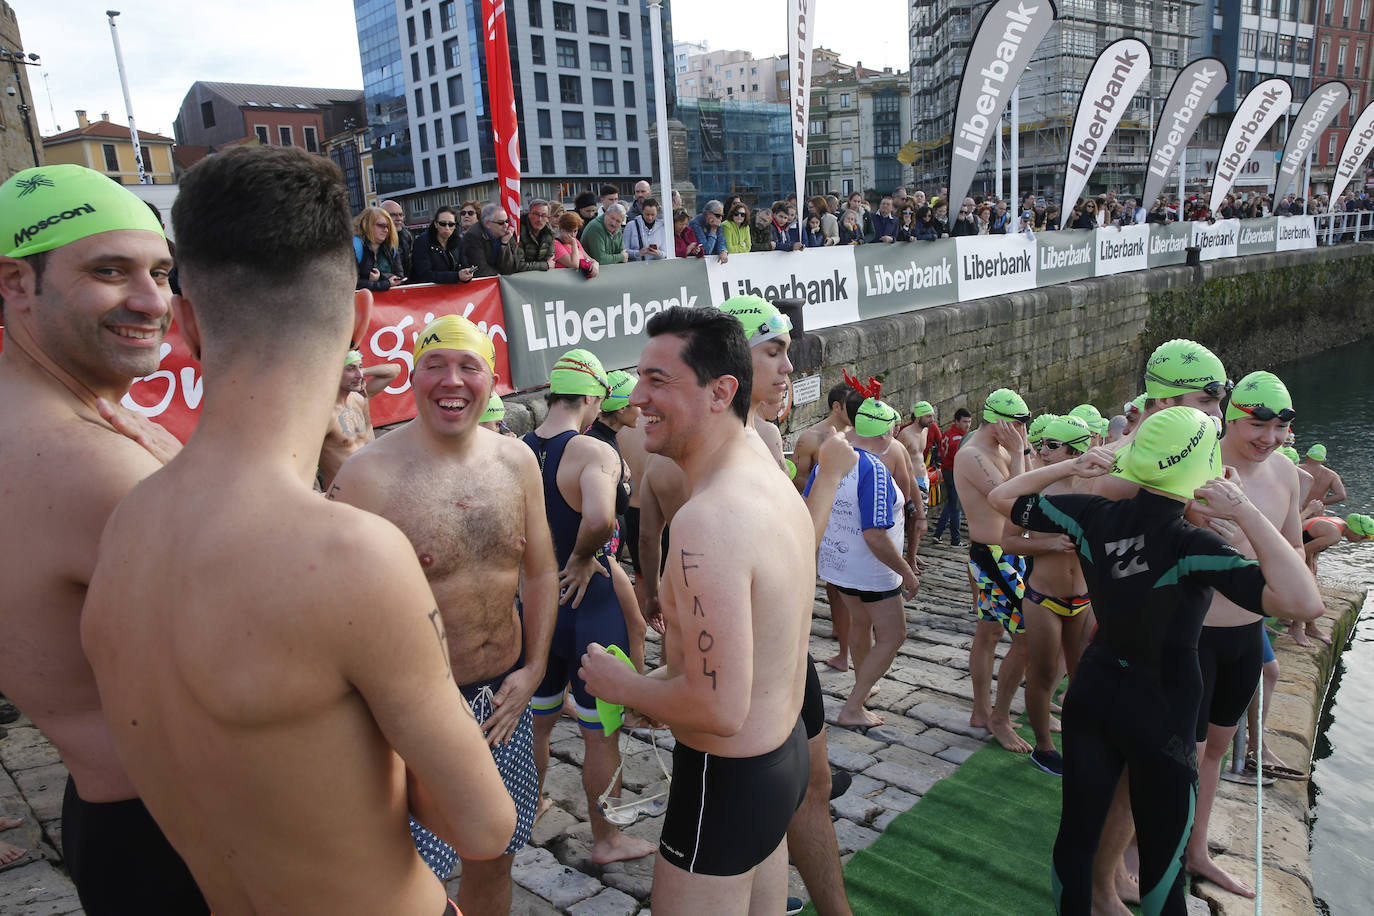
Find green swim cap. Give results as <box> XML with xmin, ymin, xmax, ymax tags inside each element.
<box><xmin>1067</xmin><ymin>404</ymin><xmax>1101</xmax><ymax>423</ymax></box>
<box><xmin>785</xmin><ymin>458</ymin><xmax>798</xmax><ymax>480</ymax></box>
<box><xmin>1277</xmin><ymin>446</ymin><xmax>1300</xmax><ymax>465</ymax></box>
<box><xmin>1</xmin><ymin>164</ymin><xmax>165</xmax><ymax>259</ymax></box>
<box><xmin>983</xmin><ymin>388</ymin><xmax>1030</xmax><ymax>424</ymax></box>
<box><xmin>594</xmin><ymin>645</ymin><xmax>636</xmax><ymax>735</ymax></box>
<box><xmin>718</xmin><ymin>294</ymin><xmax>791</xmax><ymax>347</ymax></box>
<box><xmin>1127</xmin><ymin>395</ymin><xmax>1146</xmax><ymax>414</ymax></box>
<box><xmin>911</xmin><ymin>400</ymin><xmax>935</xmax><ymax>419</ymax></box>
<box><xmin>602</xmin><ymin>370</ymin><xmax>637</xmax><ymax>412</ymax></box>
<box><xmin>1027</xmin><ymin>414</ymin><xmax>1055</xmax><ymax>447</ymax></box>
<box><xmin>1225</xmin><ymin>371</ymin><xmax>1293</xmax><ymax>424</ymax></box>
<box><xmin>549</xmin><ymin>348</ymin><xmax>610</xmax><ymax>397</ymax></box>
<box><xmin>480</xmin><ymin>393</ymin><xmax>505</xmax><ymax>424</ymax></box>
<box><xmin>1306</xmin><ymin>443</ymin><xmax>1327</xmax><ymax>461</ymax></box>
<box><xmin>1346</xmin><ymin>514</ymin><xmax>1374</xmax><ymax>538</ymax></box>
<box><xmin>1043</xmin><ymin>415</ymin><xmax>1092</xmax><ymax>451</ymax></box>
<box><xmin>1088</xmin><ymin>416</ymin><xmax>1110</xmax><ymax>438</ymax></box>
<box><xmin>344</xmin><ymin>350</ymin><xmax>363</xmax><ymax>367</ymax></box>
<box><xmin>854</xmin><ymin>398</ymin><xmax>899</xmax><ymax>438</ymax></box>
<box><xmin>1110</xmin><ymin>406</ymin><xmax>1223</xmax><ymax>500</ymax></box>
<box><xmin>1143</xmin><ymin>339</ymin><xmax>1228</xmax><ymax>399</ymax></box>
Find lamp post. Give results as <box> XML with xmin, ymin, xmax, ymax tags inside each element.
<box><xmin>1</xmin><ymin>47</ymin><xmax>41</xmax><ymax>167</ymax></box>
<box><xmin>106</xmin><ymin>10</ymin><xmax>147</xmax><ymax>184</ymax></box>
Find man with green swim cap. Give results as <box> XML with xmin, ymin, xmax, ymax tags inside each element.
<box><xmin>896</xmin><ymin>398</ymin><xmax>939</xmax><ymax>533</ymax></box>
<box><xmin>480</xmin><ymin>392</ymin><xmax>516</xmax><ymax>435</ymax></box>
<box><xmin>1300</xmin><ymin>442</ymin><xmax>1348</xmax><ymax>509</ymax></box>
<box><xmin>0</xmin><ymin>164</ymin><xmax>210</xmax><ymax>912</ymax></box>
<box><xmin>1027</xmin><ymin>413</ymin><xmax>1055</xmax><ymax>455</ymax></box>
<box><xmin>318</xmin><ymin>348</ymin><xmax>400</xmax><ymax>491</ymax></box>
<box><xmin>1143</xmin><ymin>338</ymin><xmax>1233</xmax><ymax>413</ymax></box>
<box><xmin>715</xmin><ymin>294</ymin><xmax>796</xmax><ymax>466</ymax></box>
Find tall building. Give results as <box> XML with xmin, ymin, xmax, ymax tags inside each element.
<box><xmin>0</xmin><ymin>0</ymin><xmax>43</xmax><ymax>181</ymax></box>
<box><xmin>806</xmin><ymin>67</ymin><xmax>912</xmax><ymax>198</ymax></box>
<box><xmin>1311</xmin><ymin>0</ymin><xmax>1374</xmax><ymax>193</ymax></box>
<box><xmin>675</xmin><ymin>46</ymin><xmax>786</xmax><ymax>102</ymax></box>
<box><xmin>910</xmin><ymin>0</ymin><xmax>1198</xmax><ymax>201</ymax></box>
<box><xmin>676</xmin><ymin>97</ymin><xmax>791</xmax><ymax>205</ymax></box>
<box><xmin>353</xmin><ymin>0</ymin><xmax>676</xmax><ymax>214</ymax></box>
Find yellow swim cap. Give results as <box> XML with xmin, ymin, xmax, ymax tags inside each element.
<box><xmin>1</xmin><ymin>164</ymin><xmax>163</xmax><ymax>258</ymax></box>
<box><xmin>412</xmin><ymin>314</ymin><xmax>496</xmax><ymax>371</ymax></box>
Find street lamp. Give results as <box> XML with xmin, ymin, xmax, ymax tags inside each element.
<box><xmin>106</xmin><ymin>10</ymin><xmax>148</xmax><ymax>184</ymax></box>
<box><xmin>0</xmin><ymin>47</ymin><xmax>41</xmax><ymax>167</ymax></box>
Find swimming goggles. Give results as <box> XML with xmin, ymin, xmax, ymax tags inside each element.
<box><xmin>987</xmin><ymin>407</ymin><xmax>1032</xmax><ymax>425</ymax></box>
<box><xmin>1143</xmin><ymin>369</ymin><xmax>1235</xmax><ymax>399</ymax></box>
<box><xmin>1229</xmin><ymin>403</ymin><xmax>1296</xmax><ymax>423</ymax></box>
<box><xmin>745</xmin><ymin>311</ymin><xmax>792</xmax><ymax>341</ymax></box>
<box><xmin>598</xmin><ymin>725</ymin><xmax>672</xmax><ymax>827</ymax></box>
<box><xmin>1040</xmin><ymin>439</ymin><xmax>1087</xmax><ymax>451</ymax></box>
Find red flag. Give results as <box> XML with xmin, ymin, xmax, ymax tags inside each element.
<box><xmin>484</xmin><ymin>0</ymin><xmax>521</xmax><ymax>217</ymax></box>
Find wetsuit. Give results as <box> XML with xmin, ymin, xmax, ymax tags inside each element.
<box><xmin>524</xmin><ymin>430</ymin><xmax>628</xmax><ymax>729</ymax></box>
<box><xmin>1010</xmin><ymin>490</ymin><xmax>1267</xmax><ymax>916</ymax></box>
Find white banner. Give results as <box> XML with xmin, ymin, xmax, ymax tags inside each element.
<box><xmin>706</xmin><ymin>245</ymin><xmax>861</xmax><ymax>330</ymax></box>
<box><xmin>1209</xmin><ymin>78</ymin><xmax>1292</xmax><ymax>212</ymax></box>
<box><xmin>1093</xmin><ymin>224</ymin><xmax>1149</xmax><ymax>276</ymax></box>
<box><xmin>1141</xmin><ymin>58</ymin><xmax>1229</xmax><ymax>206</ymax></box>
<box><xmin>1275</xmin><ymin>82</ymin><xmax>1349</xmax><ymax>202</ymax></box>
<box><xmin>1329</xmin><ymin>100</ymin><xmax>1374</xmax><ymax>203</ymax></box>
<box><xmin>1062</xmin><ymin>38</ymin><xmax>1152</xmax><ymax>210</ymax></box>
<box><xmin>788</xmin><ymin>0</ymin><xmax>816</xmax><ymax>200</ymax></box>
<box><xmin>954</xmin><ymin>233</ymin><xmax>1037</xmax><ymax>300</ymax></box>
<box><xmin>1191</xmin><ymin>218</ymin><xmax>1240</xmax><ymax>260</ymax></box>
<box><xmin>1275</xmin><ymin>215</ymin><xmax>1318</xmax><ymax>250</ymax></box>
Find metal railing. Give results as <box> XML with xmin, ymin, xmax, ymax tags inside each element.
<box><xmin>1312</xmin><ymin>208</ymin><xmax>1374</xmax><ymax>245</ymax></box>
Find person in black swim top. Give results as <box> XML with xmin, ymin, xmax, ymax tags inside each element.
<box><xmin>524</xmin><ymin>349</ymin><xmax>657</xmax><ymax>866</ymax></box>
<box><xmin>989</xmin><ymin>407</ymin><xmax>1324</xmax><ymax>916</ymax></box>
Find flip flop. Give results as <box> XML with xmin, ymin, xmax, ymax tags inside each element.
<box><xmin>1260</xmin><ymin>762</ymin><xmax>1308</xmax><ymax>781</ymax></box>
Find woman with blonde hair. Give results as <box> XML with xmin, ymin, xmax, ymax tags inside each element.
<box><xmin>354</xmin><ymin>206</ymin><xmax>404</xmax><ymax>291</ymax></box>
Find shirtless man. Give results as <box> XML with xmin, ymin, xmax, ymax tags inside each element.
<box><xmin>1187</xmin><ymin>370</ymin><xmax>1307</xmax><ymax>897</ymax></box>
<box><xmin>957</xmin><ymin>387</ymin><xmax>1072</xmax><ymax>753</ymax></box>
<box><xmin>0</xmin><ymin>163</ymin><xmax>208</xmax><ymax>913</ymax></box>
<box><xmin>1300</xmin><ymin>443</ymin><xmax>1347</xmax><ymax>506</ymax></box>
<box><xmin>1303</xmin><ymin>512</ymin><xmax>1374</xmax><ymax>574</ymax></box>
<box><xmin>896</xmin><ymin>400</ymin><xmax>937</xmax><ymax>544</ymax></box>
<box><xmin>81</xmin><ymin>146</ymin><xmax>514</xmax><ymax>915</ymax></box>
<box><xmin>524</xmin><ymin>349</ymin><xmax>657</xmax><ymax>864</ymax></box>
<box><xmin>318</xmin><ymin>349</ymin><xmax>399</xmax><ymax>490</ymax></box>
<box><xmin>329</xmin><ymin>314</ymin><xmax>557</xmax><ymax>915</ymax></box>
<box><xmin>580</xmin><ymin>305</ymin><xmax>815</xmax><ymax>916</ymax></box>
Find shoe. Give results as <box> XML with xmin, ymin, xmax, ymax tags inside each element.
<box><xmin>786</xmin><ymin>896</ymin><xmax>805</xmax><ymax>915</ymax></box>
<box><xmin>0</xmin><ymin>704</ymin><xmax>19</xmax><ymax>725</ymax></box>
<box><xmin>950</xmin><ymin>539</ymin><xmax>963</xmax><ymax>547</ymax></box>
<box><xmin>1030</xmin><ymin>749</ymin><xmax>1064</xmax><ymax>776</ymax></box>
<box><xmin>829</xmin><ymin>768</ymin><xmax>852</xmax><ymax>800</ymax></box>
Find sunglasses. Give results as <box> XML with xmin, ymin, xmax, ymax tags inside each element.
<box><xmin>1144</xmin><ymin>370</ymin><xmax>1235</xmax><ymax>399</ymax></box>
<box><xmin>374</xmin><ymin>221</ymin><xmax>391</xmax><ymax>228</ymax></box>
<box><xmin>487</xmin><ymin>218</ymin><xmax>509</xmax><ymax>225</ymax></box>
<box><xmin>598</xmin><ymin>727</ymin><xmax>671</xmax><ymax>827</ymax></box>
<box><xmin>1041</xmin><ymin>438</ymin><xmax>1087</xmax><ymax>451</ymax></box>
<box><xmin>459</xmin><ymin>210</ymin><xmax>477</xmax><ymax>216</ymax></box>
<box><xmin>436</xmin><ymin>220</ymin><xmax>457</xmax><ymax>227</ymax></box>
<box><xmin>1230</xmin><ymin>402</ymin><xmax>1296</xmax><ymax>423</ymax></box>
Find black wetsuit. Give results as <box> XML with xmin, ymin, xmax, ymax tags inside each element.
<box><xmin>1011</xmin><ymin>490</ymin><xmax>1267</xmax><ymax>916</ymax></box>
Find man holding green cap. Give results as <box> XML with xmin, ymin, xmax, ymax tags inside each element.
<box><xmin>1300</xmin><ymin>442</ymin><xmax>1347</xmax><ymax>508</ymax></box>
<box><xmin>0</xmin><ymin>164</ymin><xmax>209</xmax><ymax>911</ymax></box>
<box><xmin>331</xmin><ymin>313</ymin><xmax>559</xmax><ymax>912</ymax></box>
<box><xmin>318</xmin><ymin>348</ymin><xmax>400</xmax><ymax>491</ymax></box>
<box><xmin>523</xmin><ymin>348</ymin><xmax>657</xmax><ymax>865</ymax></box>
<box><xmin>987</xmin><ymin>406</ymin><xmax>1324</xmax><ymax>916</ymax></box>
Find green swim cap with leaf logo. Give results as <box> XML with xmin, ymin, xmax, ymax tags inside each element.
<box><xmin>983</xmin><ymin>388</ymin><xmax>1029</xmax><ymax>424</ymax></box>
<box><xmin>1043</xmin><ymin>415</ymin><xmax>1092</xmax><ymax>451</ymax></box>
<box><xmin>1110</xmin><ymin>406</ymin><xmax>1223</xmax><ymax>500</ymax></box>
<box><xmin>1346</xmin><ymin>514</ymin><xmax>1374</xmax><ymax>538</ymax></box>
<box><xmin>1143</xmin><ymin>339</ymin><xmax>1228</xmax><ymax>399</ymax></box>
<box><xmin>1</xmin><ymin>164</ymin><xmax>164</xmax><ymax>258</ymax></box>
<box><xmin>480</xmin><ymin>393</ymin><xmax>506</xmax><ymax>423</ymax></box>
<box><xmin>1306</xmin><ymin>443</ymin><xmax>1327</xmax><ymax>461</ymax></box>
<box><xmin>717</xmin><ymin>294</ymin><xmax>791</xmax><ymax>347</ymax></box>
<box><xmin>602</xmin><ymin>370</ymin><xmax>637</xmax><ymax>411</ymax></box>
<box><xmin>549</xmin><ymin>348</ymin><xmax>610</xmax><ymax>396</ymax></box>
<box><xmin>1224</xmin><ymin>370</ymin><xmax>1294</xmax><ymax>424</ymax></box>
<box><xmin>911</xmin><ymin>400</ymin><xmax>935</xmax><ymax>419</ymax></box>
<box><xmin>854</xmin><ymin>398</ymin><xmax>899</xmax><ymax>438</ymax></box>
<box><xmin>1027</xmin><ymin>414</ymin><xmax>1056</xmax><ymax>447</ymax></box>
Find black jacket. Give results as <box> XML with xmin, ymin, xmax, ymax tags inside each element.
<box><xmin>355</xmin><ymin>238</ymin><xmax>403</xmax><ymax>292</ymax></box>
<box><xmin>411</xmin><ymin>228</ymin><xmax>470</xmax><ymax>284</ymax></box>
<box><xmin>461</xmin><ymin>223</ymin><xmax>525</xmax><ymax>277</ymax></box>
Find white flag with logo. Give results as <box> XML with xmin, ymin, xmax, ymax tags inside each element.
<box><xmin>1060</xmin><ymin>39</ymin><xmax>1151</xmax><ymax>211</ymax></box>
<box><xmin>788</xmin><ymin>0</ymin><xmax>816</xmax><ymax>200</ymax></box>
<box><xmin>1329</xmin><ymin>99</ymin><xmax>1374</xmax><ymax>203</ymax></box>
<box><xmin>1209</xmin><ymin>78</ymin><xmax>1292</xmax><ymax>212</ymax></box>
<box><xmin>1141</xmin><ymin>58</ymin><xmax>1228</xmax><ymax>206</ymax></box>
<box><xmin>1275</xmin><ymin>82</ymin><xmax>1348</xmax><ymax>202</ymax></box>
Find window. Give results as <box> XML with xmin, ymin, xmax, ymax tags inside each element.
<box><xmin>445</xmin><ymin>37</ymin><xmax>460</xmax><ymax>68</ymax></box>
<box><xmin>840</xmin><ymin>92</ymin><xmax>851</xmax><ymax>107</ymax></box>
<box><xmin>841</xmin><ymin>118</ymin><xmax>854</xmax><ymax>137</ymax></box>
<box><xmin>625</xmin><ymin>114</ymin><xmax>638</xmax><ymax>140</ymax></box>
<box><xmin>589</xmin><ymin>43</ymin><xmax>611</xmax><ymax>71</ymax></box>
<box><xmin>199</xmin><ymin>100</ymin><xmax>215</xmax><ymax>129</ymax></box>
<box><xmin>1357</xmin><ymin>43</ymin><xmax>1365</xmax><ymax>78</ymax></box>
<box><xmin>621</xmin><ymin>47</ymin><xmax>634</xmax><ymax>73</ymax></box>
<box><xmin>427</xmin><ymin>46</ymin><xmax>437</xmax><ymax>77</ymax></box>
<box><xmin>528</xmin><ymin>0</ymin><xmax>542</xmax><ymax>26</ymax></box>
<box><xmin>553</xmin><ymin>2</ymin><xmax>575</xmax><ymax>31</ymax></box>
<box><xmin>1363</xmin><ymin>0</ymin><xmax>1370</xmax><ymax>27</ymax></box>
<box><xmin>593</xmin><ymin>78</ymin><xmax>615</xmax><ymax>106</ymax></box>
<box><xmin>598</xmin><ymin>148</ymin><xmax>619</xmax><ymax>174</ymax></box>
<box><xmin>1259</xmin><ymin>32</ymin><xmax>1276</xmax><ymax>59</ymax></box>
<box><xmin>542</xmin><ymin>146</ymin><xmax>555</xmax><ymax>172</ymax></box>
<box><xmin>538</xmin><ymin>109</ymin><xmax>552</xmax><ymax>137</ymax></box>
<box><xmin>422</xmin><ymin>9</ymin><xmax>432</xmax><ymax>39</ymax></box>
<box><xmin>418</xmin><ymin>123</ymin><xmax>429</xmax><ymax>153</ymax></box>
<box><xmin>422</xmin><ymin>158</ymin><xmax>432</xmax><ymax>186</ymax></box>
<box><xmin>254</xmin><ymin>125</ymin><xmax>269</xmax><ymax>144</ymax></box>
<box><xmin>1278</xmin><ymin>36</ymin><xmax>1293</xmax><ymax>62</ymax></box>
<box><xmin>304</xmin><ymin>126</ymin><xmax>318</xmax><ymax>153</ymax></box>
<box><xmin>623</xmin><ymin>81</ymin><xmax>636</xmax><ymax>106</ymax></box>
<box><xmin>279</xmin><ymin>126</ymin><xmax>293</xmax><ymax>147</ymax></box>
<box><xmin>434</xmin><ymin>119</ymin><xmax>445</xmax><ymax>148</ymax></box>
<box><xmin>531</xmin><ymin>35</ymin><xmax>545</xmax><ymax>64</ymax></box>
<box><xmin>559</xmin><ymin>75</ymin><xmax>582</xmax><ymax>103</ymax></box>
<box><xmin>563</xmin><ymin>111</ymin><xmax>585</xmax><ymax>138</ymax></box>
<box><xmin>534</xmin><ymin>72</ymin><xmax>549</xmax><ymax>102</ymax></box>
<box><xmin>430</xmin><ymin>83</ymin><xmax>441</xmax><ymax>111</ymax></box>
<box><xmin>587</xmin><ymin>7</ymin><xmax>608</xmax><ymax>35</ymax></box>
<box><xmin>102</xmin><ymin>143</ymin><xmax>119</xmax><ymax>171</ymax></box>
<box><xmin>1296</xmin><ymin>37</ymin><xmax>1311</xmax><ymax>63</ymax></box>
<box><xmin>595</xmin><ymin>113</ymin><xmax>616</xmax><ymax>140</ymax></box>
<box><xmin>440</xmin><ymin>0</ymin><xmax>457</xmax><ymax>30</ymax></box>
<box><xmin>1329</xmin><ymin>134</ymin><xmax>1338</xmax><ymax>163</ymax></box>
<box><xmin>438</xmin><ymin>153</ymin><xmax>448</xmax><ymax>183</ymax></box>
<box><xmin>450</xmin><ymin>114</ymin><xmax>468</xmax><ymax>142</ymax></box>
<box><xmin>1239</xmin><ymin>29</ymin><xmax>1258</xmax><ymax>57</ymax></box>
<box><xmin>809</xmin><ymin>147</ymin><xmax>828</xmax><ymax>165</ymax></box>
<box><xmin>566</xmin><ymin>146</ymin><xmax>588</xmax><ymax>173</ymax></box>
<box><xmin>1352</xmin><ymin>88</ymin><xmax>1362</xmax><ymax>120</ymax></box>
<box><xmin>406</xmin><ymin>16</ymin><xmax>416</xmax><ymax>44</ymax></box>
<box><xmin>557</xmin><ymin>39</ymin><xmax>579</xmax><ymax>67</ymax></box>
<box><xmin>1320</xmin><ymin>40</ymin><xmax>1330</xmax><ymax>74</ymax></box>
<box><xmin>628</xmin><ymin>148</ymin><xmax>639</xmax><ymax>173</ymax></box>
<box><xmin>448</xmin><ymin>75</ymin><xmax>465</xmax><ymax>106</ymax></box>
<box><xmin>619</xmin><ymin>11</ymin><xmax>631</xmax><ymax>38</ymax></box>
<box><xmin>841</xmin><ymin>147</ymin><xmax>854</xmax><ymax>166</ymax></box>
<box><xmin>810</xmin><ymin>119</ymin><xmax>825</xmax><ymax>135</ymax></box>
<box><xmin>455</xmin><ymin>149</ymin><xmax>471</xmax><ymax>179</ymax></box>
<box><xmin>415</xmin><ymin>88</ymin><xmax>425</xmax><ymax>117</ymax></box>
<box><xmin>1338</xmin><ymin>42</ymin><xmax>1347</xmax><ymax>76</ymax></box>
<box><xmin>411</xmin><ymin>53</ymin><xmax>421</xmax><ymax>81</ymax></box>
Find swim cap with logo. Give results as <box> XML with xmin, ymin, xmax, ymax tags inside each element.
<box><xmin>1306</xmin><ymin>443</ymin><xmax>1327</xmax><ymax>461</ymax></box>
<box><xmin>1027</xmin><ymin>414</ymin><xmax>1055</xmax><ymax>447</ymax></box>
<box><xmin>718</xmin><ymin>295</ymin><xmax>792</xmax><ymax>347</ymax></box>
<box><xmin>480</xmin><ymin>393</ymin><xmax>506</xmax><ymax>423</ymax></box>
<box><xmin>911</xmin><ymin>400</ymin><xmax>935</xmax><ymax>419</ymax></box>
<box><xmin>854</xmin><ymin>398</ymin><xmax>899</xmax><ymax>438</ymax></box>
<box><xmin>1224</xmin><ymin>370</ymin><xmax>1294</xmax><ymax>423</ymax></box>
<box><xmin>1110</xmin><ymin>406</ymin><xmax>1223</xmax><ymax>500</ymax></box>
<box><xmin>344</xmin><ymin>350</ymin><xmax>363</xmax><ymax>367</ymax></box>
<box><xmin>1346</xmin><ymin>514</ymin><xmax>1374</xmax><ymax>539</ymax></box>
<box><xmin>983</xmin><ymin>388</ymin><xmax>1030</xmax><ymax>424</ymax></box>
<box><xmin>1</xmin><ymin>164</ymin><xmax>164</xmax><ymax>258</ymax></box>
<box><xmin>412</xmin><ymin>314</ymin><xmax>496</xmax><ymax>371</ymax></box>
<box><xmin>1277</xmin><ymin>446</ymin><xmax>1301</xmax><ymax>464</ymax></box>
<box><xmin>602</xmin><ymin>370</ymin><xmax>637</xmax><ymax>411</ymax></box>
<box><xmin>1088</xmin><ymin>416</ymin><xmax>1110</xmax><ymax>439</ymax></box>
<box><xmin>549</xmin><ymin>348</ymin><xmax>610</xmax><ymax>396</ymax></box>
<box><xmin>1143</xmin><ymin>339</ymin><xmax>1228</xmax><ymax>398</ymax></box>
<box><xmin>1043</xmin><ymin>415</ymin><xmax>1092</xmax><ymax>451</ymax></box>
<box><xmin>1068</xmin><ymin>404</ymin><xmax>1102</xmax><ymax>423</ymax></box>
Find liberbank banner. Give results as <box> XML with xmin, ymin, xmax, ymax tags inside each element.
<box><xmin>1061</xmin><ymin>39</ymin><xmax>1151</xmax><ymax>210</ymax></box>
<box><xmin>1142</xmin><ymin>58</ymin><xmax>1229</xmax><ymax>206</ymax></box>
<box><xmin>1275</xmin><ymin>82</ymin><xmax>1348</xmax><ymax>202</ymax></box>
<box><xmin>1329</xmin><ymin>100</ymin><xmax>1374</xmax><ymax>203</ymax></box>
<box><xmin>1209</xmin><ymin>78</ymin><xmax>1292</xmax><ymax>212</ymax></box>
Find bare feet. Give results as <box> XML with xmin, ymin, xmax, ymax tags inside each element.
<box><xmin>868</xmin><ymin>684</ymin><xmax>881</xmax><ymax>699</ymax></box>
<box><xmin>590</xmin><ymin>831</ymin><xmax>657</xmax><ymax>865</ymax></box>
<box><xmin>970</xmin><ymin>708</ymin><xmax>991</xmax><ymax>730</ymax></box>
<box><xmin>837</xmin><ymin>706</ymin><xmax>885</xmax><ymax>728</ymax></box>
<box><xmin>824</xmin><ymin>653</ymin><xmax>850</xmax><ymax>672</ymax></box>
<box><xmin>1305</xmin><ymin>622</ymin><xmax>1333</xmax><ymax>645</ymax></box>
<box><xmin>533</xmin><ymin>795</ymin><xmax>553</xmax><ymax>823</ymax></box>
<box><xmin>1188</xmin><ymin>853</ymin><xmax>1255</xmax><ymax>898</ymax></box>
<box><xmin>1291</xmin><ymin>630</ymin><xmax>1316</xmax><ymax>648</ymax></box>
<box><xmin>0</xmin><ymin>841</ymin><xmax>25</xmax><ymax>866</ymax></box>
<box><xmin>988</xmin><ymin>714</ymin><xmax>1032</xmax><ymax>753</ymax></box>
<box><xmin>1050</xmin><ymin>701</ymin><xmax>1063</xmax><ymax>715</ymax></box>
<box><xmin>1050</xmin><ymin>714</ymin><xmax>1062</xmax><ymax>734</ymax></box>
<box><xmin>0</xmin><ymin>816</ymin><xmax>21</xmax><ymax>831</ymax></box>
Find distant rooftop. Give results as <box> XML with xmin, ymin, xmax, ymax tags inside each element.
<box><xmin>192</xmin><ymin>81</ymin><xmax>364</xmax><ymax>109</ymax></box>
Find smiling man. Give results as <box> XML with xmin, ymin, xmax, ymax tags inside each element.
<box><xmin>0</xmin><ymin>164</ymin><xmax>208</xmax><ymax>914</ymax></box>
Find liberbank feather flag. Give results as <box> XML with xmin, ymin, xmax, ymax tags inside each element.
<box><xmin>948</xmin><ymin>0</ymin><xmax>1056</xmax><ymax>209</ymax></box>
<box><xmin>788</xmin><ymin>0</ymin><xmax>817</xmax><ymax>200</ymax></box>
<box><xmin>1141</xmin><ymin>58</ymin><xmax>1228</xmax><ymax>206</ymax></box>
<box><xmin>1209</xmin><ymin>77</ymin><xmax>1292</xmax><ymax>212</ymax></box>
<box><xmin>1060</xmin><ymin>38</ymin><xmax>1151</xmax><ymax>210</ymax></box>
<box><xmin>1327</xmin><ymin>99</ymin><xmax>1374</xmax><ymax>203</ymax></box>
<box><xmin>1274</xmin><ymin>82</ymin><xmax>1348</xmax><ymax>202</ymax></box>
<box><xmin>484</xmin><ymin>0</ymin><xmax>521</xmax><ymax>217</ymax></box>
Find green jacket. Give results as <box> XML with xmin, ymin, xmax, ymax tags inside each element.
<box><xmin>722</xmin><ymin>220</ymin><xmax>753</xmax><ymax>254</ymax></box>
<box><xmin>580</xmin><ymin>215</ymin><xmax>626</xmax><ymax>265</ymax></box>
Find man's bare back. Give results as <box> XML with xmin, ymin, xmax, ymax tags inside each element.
<box><xmin>1300</xmin><ymin>460</ymin><xmax>1346</xmax><ymax>506</ymax></box>
<box><xmin>793</xmin><ymin>414</ymin><xmax>848</xmax><ymax>493</ymax></box>
<box><xmin>896</xmin><ymin>423</ymin><xmax>930</xmax><ymax>485</ymax></box>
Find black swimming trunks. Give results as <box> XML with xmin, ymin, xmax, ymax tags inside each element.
<box><xmin>834</xmin><ymin>584</ymin><xmax>904</xmax><ymax>603</ymax></box>
<box><xmin>1195</xmin><ymin>620</ymin><xmax>1265</xmax><ymax>741</ymax></box>
<box><xmin>657</xmin><ymin>717</ymin><xmax>809</xmax><ymax>876</ymax></box>
<box><xmin>801</xmin><ymin>653</ymin><xmax>824</xmax><ymax>740</ymax></box>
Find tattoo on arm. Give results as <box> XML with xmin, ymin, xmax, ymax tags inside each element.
<box><xmin>427</xmin><ymin>609</ymin><xmax>452</xmax><ymax>681</ymax></box>
<box><xmin>690</xmin><ymin>595</ymin><xmax>717</xmax><ymax>689</ymax></box>
<box><xmin>680</xmin><ymin>550</ymin><xmax>703</xmax><ymax>587</ymax></box>
<box><xmin>972</xmin><ymin>452</ymin><xmax>1001</xmax><ymax>489</ymax></box>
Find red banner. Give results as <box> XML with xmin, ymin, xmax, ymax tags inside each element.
<box><xmin>90</xmin><ymin>280</ymin><xmax>509</xmax><ymax>442</ymax></box>
<box><xmin>484</xmin><ymin>0</ymin><xmax>522</xmax><ymax>217</ymax></box>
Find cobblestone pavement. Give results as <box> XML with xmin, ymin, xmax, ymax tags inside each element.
<box><xmin>0</xmin><ymin>536</ymin><xmax>1024</xmax><ymax>915</ymax></box>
